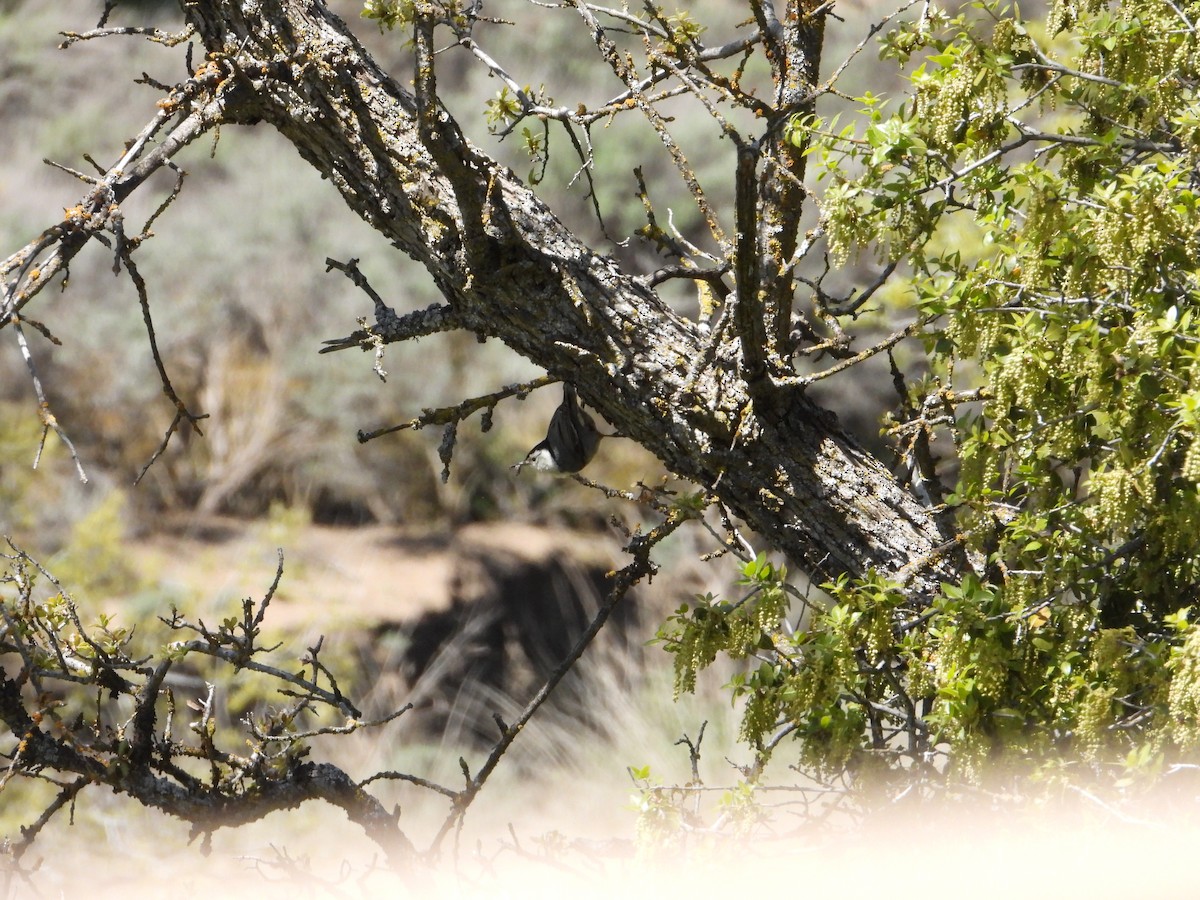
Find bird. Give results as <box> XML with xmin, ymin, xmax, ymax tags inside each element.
<box><xmin>513</xmin><ymin>383</ymin><xmax>605</xmax><ymax>474</ymax></box>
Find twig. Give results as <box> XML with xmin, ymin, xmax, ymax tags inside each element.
<box><xmin>161</xmin><ymin>636</ymin><xmax>359</xmax><ymax>718</ymax></box>
<box><xmin>357</xmin><ymin>376</ymin><xmax>555</xmax><ymax>442</ymax></box>
<box><xmin>321</xmin><ymin>257</ymin><xmax>464</xmax><ymax>353</ymax></box>
<box><xmin>790</xmin><ymin>320</ymin><xmax>923</xmax><ymax>387</ymax></box>
<box><xmin>565</xmin><ymin>0</ymin><xmax>730</xmax><ymax>255</ymax></box>
<box><xmin>427</xmin><ymin>509</ymin><xmax>689</xmax><ymax>856</ymax></box>
<box><xmin>246</xmin><ymin>703</ymin><xmax>414</xmax><ymax>743</ymax></box>
<box><xmin>1</xmin><ymin>67</ymin><xmax>233</xmax><ymax>330</ymax></box>
<box><xmin>120</xmin><ymin>245</ymin><xmax>207</xmax><ymax>483</ymax></box>
<box><xmin>814</xmin><ymin>0</ymin><xmax>924</xmax><ymax>97</ymax></box>
<box><xmin>59</xmin><ymin>24</ymin><xmax>196</xmax><ymax>49</ymax></box>
<box><xmin>11</xmin><ymin>319</ymin><xmax>88</xmax><ymax>483</ymax></box>
<box><xmin>10</xmin><ymin>777</ymin><xmax>89</xmax><ymax>862</ymax></box>
<box><xmin>359</xmin><ymin>769</ymin><xmax>459</xmax><ymax>800</ymax></box>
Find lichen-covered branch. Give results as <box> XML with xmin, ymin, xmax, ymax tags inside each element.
<box><xmin>0</xmin><ymin>542</ymin><xmax>418</xmax><ymax>867</ymax></box>
<box><xmin>175</xmin><ymin>0</ymin><xmax>954</xmax><ymax>593</ymax></box>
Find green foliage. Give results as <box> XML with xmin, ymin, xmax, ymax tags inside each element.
<box><xmin>0</xmin><ymin>402</ymin><xmax>51</xmax><ymax>535</ymax></box>
<box><xmin>49</xmin><ymin>489</ymin><xmax>141</xmax><ymax>600</ymax></box>
<box><xmin>895</xmin><ymin>1</ymin><xmax>1200</xmax><ymax>631</ymax></box>
<box><xmin>683</xmin><ymin>0</ymin><xmax>1200</xmax><ymax>784</ymax></box>
<box><xmin>484</xmin><ymin>86</ymin><xmax>524</xmax><ymax>129</ymax></box>
<box><xmin>484</xmin><ymin>81</ymin><xmax>558</xmax><ymax>184</ymax></box>
<box><xmin>628</xmin><ymin>761</ymin><xmax>767</xmax><ymax>854</ymax></box>
<box><xmin>361</xmin><ymin>0</ymin><xmax>415</xmax><ymax>32</ymax></box>
<box><xmin>660</xmin><ymin>554</ymin><xmax>790</xmax><ymax>698</ymax></box>
<box><xmin>660</xmin><ymin>557</ymin><xmax>1200</xmax><ymax>783</ymax></box>
<box><xmin>361</xmin><ymin>0</ymin><xmax>495</xmax><ymax>35</ymax></box>
<box><xmin>629</xmin><ymin>765</ymin><xmax>686</xmax><ymax>851</ymax></box>
<box><xmin>660</xmin><ymin>10</ymin><xmax>707</xmax><ymax>56</ymax></box>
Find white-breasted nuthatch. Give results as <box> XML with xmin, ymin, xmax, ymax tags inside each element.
<box><xmin>513</xmin><ymin>383</ymin><xmax>604</xmax><ymax>474</ymax></box>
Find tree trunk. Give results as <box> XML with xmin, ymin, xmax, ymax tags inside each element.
<box><xmin>181</xmin><ymin>0</ymin><xmax>956</xmax><ymax>595</ymax></box>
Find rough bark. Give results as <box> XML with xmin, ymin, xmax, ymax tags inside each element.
<box><xmin>170</xmin><ymin>1</ymin><xmax>954</xmax><ymax>593</ymax></box>
<box><xmin>0</xmin><ymin>663</ymin><xmax>414</xmax><ymax>862</ymax></box>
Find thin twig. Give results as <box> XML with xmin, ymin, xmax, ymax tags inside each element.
<box><xmin>59</xmin><ymin>24</ymin><xmax>196</xmax><ymax>49</ymax></box>
<box><xmin>358</xmin><ymin>376</ymin><xmax>555</xmax><ymax>442</ymax></box>
<box><xmin>247</xmin><ymin>703</ymin><xmax>414</xmax><ymax>743</ymax></box>
<box><xmin>427</xmin><ymin>510</ymin><xmax>688</xmax><ymax>856</ymax></box>
<box><xmin>321</xmin><ymin>258</ymin><xmax>465</xmax><ymax>354</ymax></box>
<box><xmin>120</xmin><ymin>245</ymin><xmax>207</xmax><ymax>483</ymax></box>
<box><xmin>790</xmin><ymin>320</ymin><xmax>922</xmax><ymax>387</ymax></box>
<box><xmin>10</xmin><ymin>777</ymin><xmax>90</xmax><ymax>862</ymax></box>
<box><xmin>565</xmin><ymin>0</ymin><xmax>730</xmax><ymax>255</ymax></box>
<box><xmin>11</xmin><ymin>319</ymin><xmax>88</xmax><ymax>483</ymax></box>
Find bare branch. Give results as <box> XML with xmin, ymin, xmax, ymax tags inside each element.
<box><xmin>792</xmin><ymin>321</ymin><xmax>922</xmax><ymax>387</ymax></box>
<box><xmin>0</xmin><ymin>544</ymin><xmax>418</xmax><ymax>865</ymax></box>
<box><xmin>359</xmin><ymin>769</ymin><xmax>459</xmax><ymax>800</ymax></box>
<box><xmin>246</xmin><ymin>703</ymin><xmax>414</xmax><ymax>744</ymax></box>
<box><xmin>11</xmin><ymin>319</ymin><xmax>88</xmax><ymax>483</ymax></box>
<box><xmin>428</xmin><ymin>509</ymin><xmax>689</xmax><ymax>855</ymax></box>
<box><xmin>320</xmin><ymin>257</ymin><xmax>466</xmax><ymax>354</ymax></box>
<box><xmin>2</xmin><ymin>70</ymin><xmax>234</xmax><ymax>329</ymax></box>
<box><xmin>565</xmin><ymin>0</ymin><xmax>730</xmax><ymax>255</ymax></box>
<box><xmin>357</xmin><ymin>375</ymin><xmax>555</xmax><ymax>442</ymax></box>
<box><xmin>815</xmin><ymin>0</ymin><xmax>924</xmax><ymax>98</ymax></box>
<box><xmin>320</xmin><ymin>302</ymin><xmax>464</xmax><ymax>354</ymax></box>
<box><xmin>9</xmin><ymin>777</ymin><xmax>89</xmax><ymax>863</ymax></box>
<box><xmin>120</xmin><ymin>244</ymin><xmax>208</xmax><ymax>482</ymax></box>
<box><xmin>59</xmin><ymin>23</ymin><xmax>196</xmax><ymax>50</ymax></box>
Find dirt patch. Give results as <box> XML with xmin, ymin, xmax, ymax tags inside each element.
<box><xmin>129</xmin><ymin>516</ymin><xmax>628</xmax><ymax>631</ymax></box>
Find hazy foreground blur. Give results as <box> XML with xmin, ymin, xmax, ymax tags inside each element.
<box><xmin>20</xmin><ymin>792</ymin><xmax>1200</xmax><ymax>899</ymax></box>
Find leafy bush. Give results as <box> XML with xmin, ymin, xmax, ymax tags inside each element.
<box><xmin>662</xmin><ymin>0</ymin><xmax>1200</xmax><ymax>786</ymax></box>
